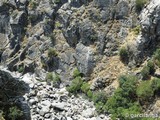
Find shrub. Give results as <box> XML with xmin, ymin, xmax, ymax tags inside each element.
<box><xmin>46</xmin><ymin>72</ymin><xmax>61</xmax><ymax>87</ymax></box>
<box><xmin>55</xmin><ymin>21</ymin><xmax>61</xmax><ymax>28</ymax></box>
<box><xmin>89</xmin><ymin>34</ymin><xmax>98</xmax><ymax>42</ymax></box>
<box><xmin>29</xmin><ymin>1</ymin><xmax>38</xmax><ymax>9</ymax></box>
<box><xmin>152</xmin><ymin>78</ymin><xmax>160</xmax><ymax>94</ymax></box>
<box><xmin>54</xmin><ymin>0</ymin><xmax>61</xmax><ymax>4</ymax></box>
<box><xmin>136</xmin><ymin>80</ymin><xmax>154</xmax><ymax>101</ymax></box>
<box><xmin>119</xmin><ymin>75</ymin><xmax>138</xmax><ymax>97</ymax></box>
<box><xmin>87</xmin><ymin>90</ymin><xmax>93</xmax><ymax>98</ymax></box>
<box><xmin>8</xmin><ymin>106</ymin><xmax>23</xmax><ymax>120</ymax></box>
<box><xmin>141</xmin><ymin>66</ymin><xmax>150</xmax><ymax>80</ymax></box>
<box><xmin>141</xmin><ymin>60</ymin><xmax>155</xmax><ymax>80</ymax></box>
<box><xmin>154</xmin><ymin>48</ymin><xmax>160</xmax><ymax>67</ymax></box>
<box><xmin>48</xmin><ymin>48</ymin><xmax>58</xmax><ymax>58</ymax></box>
<box><xmin>119</xmin><ymin>46</ymin><xmax>129</xmax><ymax>64</ymax></box>
<box><xmin>73</xmin><ymin>68</ymin><xmax>81</xmax><ymax>78</ymax></box>
<box><xmin>92</xmin><ymin>91</ymin><xmax>108</xmax><ymax>104</ymax></box>
<box><xmin>18</xmin><ymin>66</ymin><xmax>24</xmax><ymax>73</ymax></box>
<box><xmin>81</xmin><ymin>82</ymin><xmax>90</xmax><ymax>94</ymax></box>
<box><xmin>136</xmin><ymin>0</ymin><xmax>148</xmax><ymax>12</ymax></box>
<box><xmin>147</xmin><ymin>60</ymin><xmax>155</xmax><ymax>74</ymax></box>
<box><xmin>104</xmin><ymin>88</ymin><xmax>141</xmax><ymax>120</ymax></box>
<box><xmin>103</xmin><ymin>75</ymin><xmax>140</xmax><ymax>119</ymax></box>
<box><xmin>92</xmin><ymin>91</ymin><xmax>108</xmax><ymax>113</ymax></box>
<box><xmin>67</xmin><ymin>77</ymin><xmax>83</xmax><ymax>94</ymax></box>
<box><xmin>132</xmin><ymin>25</ymin><xmax>141</xmax><ymax>35</ymax></box>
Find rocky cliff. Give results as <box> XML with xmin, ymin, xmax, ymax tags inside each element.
<box><xmin>1</xmin><ymin>0</ymin><xmax>160</xmax><ymax>120</ymax></box>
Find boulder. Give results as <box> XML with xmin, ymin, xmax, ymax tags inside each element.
<box><xmin>75</xmin><ymin>43</ymin><xmax>95</xmax><ymax>76</ymax></box>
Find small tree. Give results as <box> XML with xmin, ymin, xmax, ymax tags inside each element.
<box><xmin>81</xmin><ymin>82</ymin><xmax>90</xmax><ymax>94</ymax></box>
<box><xmin>67</xmin><ymin>77</ymin><xmax>83</xmax><ymax>94</ymax></box>
<box><xmin>141</xmin><ymin>66</ymin><xmax>150</xmax><ymax>80</ymax></box>
<box><xmin>48</xmin><ymin>48</ymin><xmax>58</xmax><ymax>58</ymax></box>
<box><xmin>8</xmin><ymin>106</ymin><xmax>23</xmax><ymax>120</ymax></box>
<box><xmin>119</xmin><ymin>46</ymin><xmax>129</xmax><ymax>64</ymax></box>
<box><xmin>136</xmin><ymin>0</ymin><xmax>148</xmax><ymax>12</ymax></box>
<box><xmin>136</xmin><ymin>80</ymin><xmax>154</xmax><ymax>101</ymax></box>
<box><xmin>46</xmin><ymin>72</ymin><xmax>61</xmax><ymax>87</ymax></box>
<box><xmin>73</xmin><ymin>68</ymin><xmax>81</xmax><ymax>78</ymax></box>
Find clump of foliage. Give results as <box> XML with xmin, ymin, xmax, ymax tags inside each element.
<box><xmin>8</xmin><ymin>106</ymin><xmax>23</xmax><ymax>120</ymax></box>
<box><xmin>141</xmin><ymin>60</ymin><xmax>155</xmax><ymax>80</ymax></box>
<box><xmin>103</xmin><ymin>75</ymin><xmax>141</xmax><ymax>119</ymax></box>
<box><xmin>89</xmin><ymin>34</ymin><xmax>98</xmax><ymax>42</ymax></box>
<box><xmin>29</xmin><ymin>0</ymin><xmax>38</xmax><ymax>9</ymax></box>
<box><xmin>73</xmin><ymin>68</ymin><xmax>81</xmax><ymax>78</ymax></box>
<box><xmin>153</xmin><ymin>48</ymin><xmax>160</xmax><ymax>67</ymax></box>
<box><xmin>18</xmin><ymin>65</ymin><xmax>24</xmax><ymax>73</ymax></box>
<box><xmin>92</xmin><ymin>91</ymin><xmax>108</xmax><ymax>113</ymax></box>
<box><xmin>48</xmin><ymin>48</ymin><xmax>58</xmax><ymax>58</ymax></box>
<box><xmin>147</xmin><ymin>60</ymin><xmax>155</xmax><ymax>74</ymax></box>
<box><xmin>119</xmin><ymin>46</ymin><xmax>129</xmax><ymax>64</ymax></box>
<box><xmin>55</xmin><ymin>21</ymin><xmax>61</xmax><ymax>28</ymax></box>
<box><xmin>46</xmin><ymin>72</ymin><xmax>61</xmax><ymax>87</ymax></box>
<box><xmin>141</xmin><ymin>66</ymin><xmax>150</xmax><ymax>80</ymax></box>
<box><xmin>132</xmin><ymin>25</ymin><xmax>141</xmax><ymax>35</ymax></box>
<box><xmin>81</xmin><ymin>82</ymin><xmax>90</xmax><ymax>94</ymax></box>
<box><xmin>151</xmin><ymin>78</ymin><xmax>160</xmax><ymax>95</ymax></box>
<box><xmin>67</xmin><ymin>76</ymin><xmax>83</xmax><ymax>94</ymax></box>
<box><xmin>54</xmin><ymin>0</ymin><xmax>61</xmax><ymax>4</ymax></box>
<box><xmin>136</xmin><ymin>80</ymin><xmax>154</xmax><ymax>101</ymax></box>
<box><xmin>137</xmin><ymin>78</ymin><xmax>160</xmax><ymax>102</ymax></box>
<box><xmin>136</xmin><ymin>0</ymin><xmax>148</xmax><ymax>12</ymax></box>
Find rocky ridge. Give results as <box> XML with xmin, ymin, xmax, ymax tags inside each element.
<box><xmin>1</xmin><ymin>0</ymin><xmax>160</xmax><ymax>119</ymax></box>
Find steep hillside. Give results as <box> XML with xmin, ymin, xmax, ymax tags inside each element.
<box><xmin>1</xmin><ymin>0</ymin><xmax>160</xmax><ymax>120</ymax></box>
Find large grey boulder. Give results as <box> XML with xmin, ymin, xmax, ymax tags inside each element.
<box><xmin>75</xmin><ymin>43</ymin><xmax>95</xmax><ymax>76</ymax></box>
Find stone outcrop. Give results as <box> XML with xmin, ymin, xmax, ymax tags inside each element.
<box><xmin>0</xmin><ymin>68</ymin><xmax>30</xmax><ymax>120</ymax></box>
<box><xmin>130</xmin><ymin>0</ymin><xmax>160</xmax><ymax>64</ymax></box>
<box><xmin>1</xmin><ymin>0</ymin><xmax>160</xmax><ymax>119</ymax></box>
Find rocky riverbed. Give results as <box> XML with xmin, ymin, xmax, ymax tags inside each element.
<box><xmin>1</xmin><ymin>68</ymin><xmax>110</xmax><ymax>120</ymax></box>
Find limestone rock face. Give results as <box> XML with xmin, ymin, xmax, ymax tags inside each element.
<box><xmin>130</xmin><ymin>0</ymin><xmax>160</xmax><ymax>64</ymax></box>
<box><xmin>1</xmin><ymin>0</ymin><xmax>160</xmax><ymax>119</ymax></box>
<box><xmin>75</xmin><ymin>43</ymin><xmax>95</xmax><ymax>76</ymax></box>
<box><xmin>0</xmin><ymin>68</ymin><xmax>30</xmax><ymax>120</ymax></box>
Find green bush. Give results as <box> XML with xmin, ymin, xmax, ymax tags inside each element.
<box><xmin>54</xmin><ymin>0</ymin><xmax>61</xmax><ymax>4</ymax></box>
<box><xmin>48</xmin><ymin>48</ymin><xmax>58</xmax><ymax>58</ymax></box>
<box><xmin>154</xmin><ymin>48</ymin><xmax>160</xmax><ymax>67</ymax></box>
<box><xmin>92</xmin><ymin>91</ymin><xmax>108</xmax><ymax>104</ymax></box>
<box><xmin>119</xmin><ymin>75</ymin><xmax>138</xmax><ymax>97</ymax></box>
<box><xmin>141</xmin><ymin>66</ymin><xmax>150</xmax><ymax>80</ymax></box>
<box><xmin>136</xmin><ymin>80</ymin><xmax>154</xmax><ymax>101</ymax></box>
<box><xmin>73</xmin><ymin>68</ymin><xmax>81</xmax><ymax>78</ymax></box>
<box><xmin>147</xmin><ymin>60</ymin><xmax>155</xmax><ymax>74</ymax></box>
<box><xmin>8</xmin><ymin>106</ymin><xmax>23</xmax><ymax>120</ymax></box>
<box><xmin>87</xmin><ymin>90</ymin><xmax>93</xmax><ymax>98</ymax></box>
<box><xmin>29</xmin><ymin>1</ymin><xmax>38</xmax><ymax>9</ymax></box>
<box><xmin>119</xmin><ymin>46</ymin><xmax>129</xmax><ymax>64</ymax></box>
<box><xmin>132</xmin><ymin>25</ymin><xmax>141</xmax><ymax>35</ymax></box>
<box><xmin>104</xmin><ymin>88</ymin><xmax>141</xmax><ymax>120</ymax></box>
<box><xmin>92</xmin><ymin>91</ymin><xmax>108</xmax><ymax>113</ymax></box>
<box><xmin>67</xmin><ymin>77</ymin><xmax>83</xmax><ymax>94</ymax></box>
<box><xmin>103</xmin><ymin>75</ymin><xmax>140</xmax><ymax>119</ymax></box>
<box><xmin>18</xmin><ymin>66</ymin><xmax>24</xmax><ymax>73</ymax></box>
<box><xmin>81</xmin><ymin>82</ymin><xmax>90</xmax><ymax>94</ymax></box>
<box><xmin>136</xmin><ymin>0</ymin><xmax>148</xmax><ymax>11</ymax></box>
<box><xmin>152</xmin><ymin>78</ymin><xmax>160</xmax><ymax>93</ymax></box>
<box><xmin>46</xmin><ymin>72</ymin><xmax>61</xmax><ymax>87</ymax></box>
<box><xmin>141</xmin><ymin>60</ymin><xmax>155</xmax><ymax>80</ymax></box>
